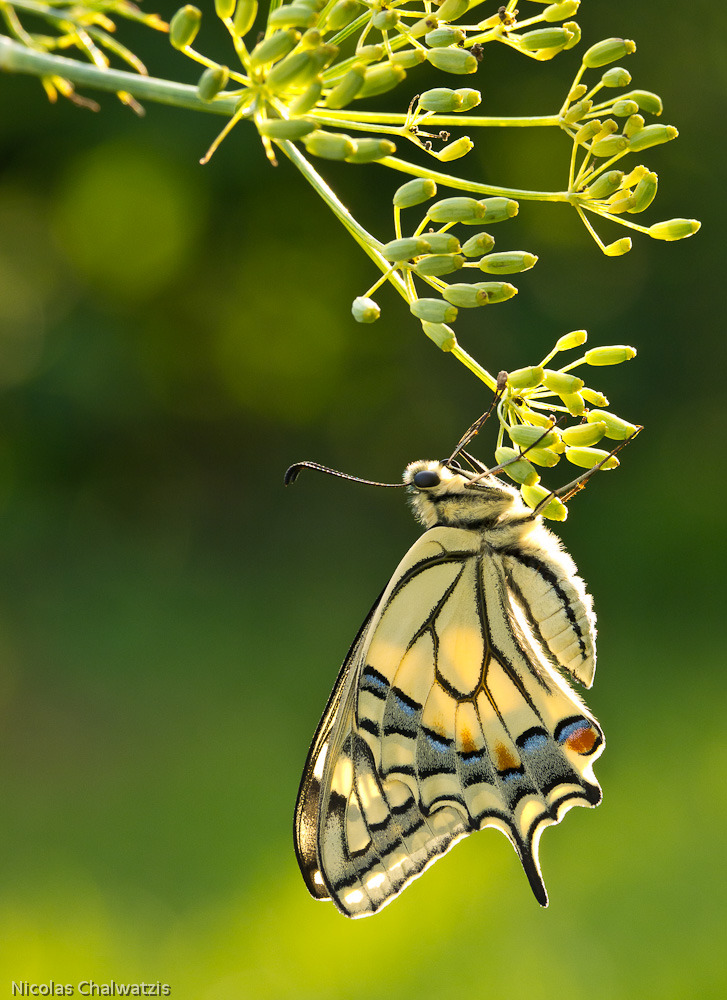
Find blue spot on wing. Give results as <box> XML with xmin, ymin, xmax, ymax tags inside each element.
<box><xmin>556</xmin><ymin>717</ymin><xmax>591</xmax><ymax>744</ymax></box>
<box><xmin>521</xmin><ymin>732</ymin><xmax>548</xmax><ymax>752</ymax></box>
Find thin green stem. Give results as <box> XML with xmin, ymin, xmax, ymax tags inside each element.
<box><xmin>377</xmin><ymin>155</ymin><xmax>571</xmax><ymax>202</ymax></box>
<box><xmin>312</xmin><ymin>108</ymin><xmax>559</xmax><ymax>128</ymax></box>
<box><xmin>449</xmin><ymin>343</ymin><xmax>498</xmax><ymax>391</ymax></box>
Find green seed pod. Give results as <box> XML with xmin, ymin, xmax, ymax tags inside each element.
<box><xmin>455</xmin><ymin>88</ymin><xmax>481</xmax><ymax>111</ymax></box>
<box><xmin>372</xmin><ymin>8</ymin><xmax>399</xmax><ymax>29</ymax></box>
<box><xmin>582</xmin><ymin>37</ymin><xmax>636</xmax><ymax>69</ymax></box>
<box><xmin>507</xmin><ymin>366</ymin><xmax>544</xmax><ymax>390</ymax></box>
<box><xmin>562</xmin><ymin>99</ymin><xmax>593</xmax><ymax>125</ymax></box>
<box><xmin>519</xmin><ymin>27</ymin><xmax>572</xmax><ymax>51</ymax></box>
<box><xmin>628</xmin><ymin>171</ymin><xmax>658</xmax><ymax>213</ymax></box>
<box><xmin>581</xmin><ymin>387</ymin><xmax>608</xmax><ymax>406</ymax></box>
<box><xmin>268</xmin><ymin>4</ymin><xmax>318</xmax><ymax>27</ymax></box>
<box><xmin>508</xmin><ymin>425</ymin><xmax>559</xmax><ymax>450</ymax></box>
<box><xmin>257</xmin><ymin>117</ymin><xmax>317</xmax><ymax>138</ymax></box>
<box><xmin>565</xmin><ymin>446</ymin><xmax>619</xmax><ymax>470</ymax></box>
<box><xmin>266</xmin><ymin>50</ymin><xmax>316</xmax><ymax>90</ymax></box>
<box><xmin>584</xmin><ymin>345</ymin><xmax>637</xmax><ymax>365</ymax></box>
<box><xmin>524</xmin><ymin>447</ymin><xmax>561</xmax><ymax>468</ymax></box>
<box><xmin>249</xmin><ymin>29</ymin><xmax>300</xmax><ymax>66</ymax></box>
<box><xmin>322</xmin><ymin>0</ymin><xmax>361</xmax><ymax>31</ymax></box>
<box><xmin>628</xmin><ymin>124</ymin><xmax>678</xmax><ymax>152</ymax></box>
<box><xmin>603</xmin><ymin>237</ymin><xmax>632</xmax><ymax>256</ymax></box>
<box><xmin>346</xmin><ymin>138</ymin><xmax>396</xmax><ymax>162</ymax></box>
<box><xmin>427</xmin><ymin>47</ymin><xmax>478</xmax><ymax>75</ymax></box>
<box><xmin>568</xmin><ymin>84</ymin><xmax>588</xmax><ymax>102</ymax></box>
<box><xmin>555</xmin><ymin>329</ymin><xmax>587</xmax><ymax>351</ymax></box>
<box><xmin>422</xmin><ymin>321</ymin><xmax>456</xmax><ymax>351</ymax></box>
<box><xmin>601</xmin><ymin>66</ymin><xmax>631</xmax><ymax>87</ymax></box>
<box><xmin>414</xmin><ymin>254</ymin><xmax>465</xmax><ymax>276</ymax></box>
<box><xmin>591</xmin><ymin>134</ymin><xmax>628</xmax><ymax>157</ymax></box>
<box><xmin>324</xmin><ymin>64</ymin><xmax>365</xmax><ymax>108</ymax></box>
<box><xmin>422</xmin><ymin>233</ymin><xmax>461</xmax><ymax>253</ymax></box>
<box><xmin>289</xmin><ymin>78</ymin><xmax>323</xmax><ymax>113</ymax></box>
<box><xmin>521</xmin><ymin>484</ymin><xmax>567</xmax><ymax>521</ymax></box>
<box><xmin>197</xmin><ymin>65</ymin><xmax>229</xmax><ymax>101</ymax></box>
<box><xmin>170</xmin><ymin>5</ymin><xmax>202</xmax><ymax>49</ymax></box>
<box><xmin>356</xmin><ymin>44</ymin><xmax>385</xmax><ymax>63</ymax></box>
<box><xmin>574</xmin><ymin>120</ymin><xmax>601</xmax><ymax>145</ymax></box>
<box><xmin>607</xmin><ymin>194</ymin><xmax>635</xmax><ymax>215</ymax></box>
<box><xmin>393</xmin><ymin>178</ymin><xmax>437</xmax><ymax>208</ymax></box>
<box><xmin>561</xmin><ymin>421</ymin><xmax>607</xmax><ymax>447</ymax></box>
<box><xmin>390</xmin><ymin>48</ymin><xmax>427</xmax><ymax>67</ymax></box>
<box><xmin>473</xmin><ymin>281</ymin><xmax>516</xmax><ymax>303</ymax></box>
<box><xmin>586</xmin><ymin>410</ymin><xmax>637</xmax><ymax>440</ymax></box>
<box><xmin>302</xmin><ymin>129</ymin><xmax>356</xmax><ymax>159</ymax></box>
<box><xmin>624</xmin><ymin>113</ymin><xmax>645</xmax><ymax>138</ymax></box>
<box><xmin>438</xmin><ymin>136</ymin><xmax>474</xmax><ymax>161</ymax></box>
<box><xmin>411</xmin><ymin>298</ymin><xmax>459</xmax><ymax>324</ymax></box>
<box><xmin>461</xmin><ymin>232</ymin><xmax>494</xmax><ymax>257</ymax></box>
<box><xmin>419</xmin><ymin>87</ymin><xmax>463</xmax><ymax>112</ymax></box>
<box><xmin>352</xmin><ymin>296</ymin><xmax>380</xmax><ymax>323</ymax></box>
<box><xmin>357</xmin><ymin>62</ymin><xmax>406</xmax><ymax>98</ymax></box>
<box><xmin>428</xmin><ymin>197</ymin><xmax>485</xmax><ymax>223</ymax></box>
<box><xmin>623</xmin><ymin>89</ymin><xmax>663</xmax><ymax>116</ymax></box>
<box><xmin>612</xmin><ymin>99</ymin><xmax>639</xmax><ymax>117</ymax></box>
<box><xmin>425</xmin><ymin>26</ymin><xmax>466</xmax><ymax>46</ymax></box>
<box><xmin>468</xmin><ymin>197</ymin><xmax>518</xmax><ymax>224</ymax></box>
<box><xmin>543</xmin><ymin>369</ymin><xmax>584</xmax><ymax>394</ymax></box>
<box><xmin>409</xmin><ymin>16</ymin><xmax>438</xmax><ymax>38</ymax></box>
<box><xmin>478</xmin><ymin>251</ymin><xmax>537</xmax><ymax>274</ymax></box>
<box><xmin>437</xmin><ymin>0</ymin><xmax>470</xmax><ymax>20</ymax></box>
<box><xmin>441</xmin><ymin>283</ymin><xmax>488</xmax><ymax>308</ymax></box>
<box><xmin>561</xmin><ymin>392</ymin><xmax>585</xmax><ymax>416</ymax></box>
<box><xmin>495</xmin><ymin>447</ymin><xmax>539</xmax><ymax>487</ymax></box>
<box><xmin>585</xmin><ymin>170</ymin><xmax>624</xmax><ymax>200</ymax></box>
<box><xmin>381</xmin><ymin>236</ymin><xmax>432</xmax><ymax>260</ymax></box>
<box><xmin>648</xmin><ymin>218</ymin><xmax>701</xmax><ymax>241</ymax></box>
<box><xmin>215</xmin><ymin>0</ymin><xmax>235</xmax><ymax>18</ymax></box>
<box><xmin>544</xmin><ymin>1</ymin><xmax>580</xmax><ymax>22</ymax></box>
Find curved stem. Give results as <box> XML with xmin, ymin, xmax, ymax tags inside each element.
<box><xmin>377</xmin><ymin>155</ymin><xmax>571</xmax><ymax>202</ymax></box>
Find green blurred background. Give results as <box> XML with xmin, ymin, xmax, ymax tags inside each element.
<box><xmin>0</xmin><ymin>2</ymin><xmax>724</xmax><ymax>997</ymax></box>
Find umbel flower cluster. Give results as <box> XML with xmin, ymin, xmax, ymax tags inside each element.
<box><xmin>0</xmin><ymin>0</ymin><xmax>700</xmax><ymax>514</ymax></box>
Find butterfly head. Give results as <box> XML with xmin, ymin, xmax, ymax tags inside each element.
<box><xmin>404</xmin><ymin>460</ymin><xmax>523</xmax><ymax>529</ymax></box>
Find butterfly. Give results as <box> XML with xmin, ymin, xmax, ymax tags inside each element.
<box><xmin>290</xmin><ymin>446</ymin><xmax>604</xmax><ymax>919</ymax></box>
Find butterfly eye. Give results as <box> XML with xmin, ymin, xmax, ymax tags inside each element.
<box><xmin>413</xmin><ymin>470</ymin><xmax>441</xmax><ymax>489</ymax></box>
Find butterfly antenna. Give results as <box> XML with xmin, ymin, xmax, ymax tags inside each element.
<box><xmin>284</xmin><ymin>461</ymin><xmax>405</xmax><ymax>488</ymax></box>
<box><xmin>447</xmin><ymin>371</ymin><xmax>508</xmax><ymax>464</ymax></box>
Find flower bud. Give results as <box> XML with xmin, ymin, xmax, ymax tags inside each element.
<box><xmin>346</xmin><ymin>138</ymin><xmax>396</xmax><ymax>161</ymax></box>
<box><xmin>478</xmin><ymin>251</ymin><xmax>537</xmax><ymax>274</ymax></box>
<box><xmin>584</xmin><ymin>345</ymin><xmax>636</xmax><ymax>365</ymax></box>
<box><xmin>607</xmin><ymin>194</ymin><xmax>635</xmax><ymax>214</ymax></box>
<box><xmin>436</xmin><ymin>0</ymin><xmax>469</xmax><ymax>19</ymax></box>
<box><xmin>582</xmin><ymin>37</ymin><xmax>636</xmax><ymax>68</ymax></box>
<box><xmin>565</xmin><ymin>447</ymin><xmax>619</xmax><ymax>470</ymax></box>
<box><xmin>461</xmin><ymin>232</ymin><xmax>494</xmax><ymax>257</ymax></box>
<box><xmin>298</xmin><ymin>29</ymin><xmax>322</xmax><ymax>50</ymax></box>
<box><xmin>469</xmin><ymin>197</ymin><xmax>518</xmax><ymax>224</ymax></box>
<box><xmin>215</xmin><ymin>0</ymin><xmax>235</xmax><ymax>17</ymax></box>
<box><xmin>603</xmin><ymin>237</ymin><xmax>632</xmax><ymax>256</ymax></box>
<box><xmin>390</xmin><ymin>49</ymin><xmax>427</xmax><ymax>68</ymax></box>
<box><xmin>266</xmin><ymin>50</ymin><xmax>316</xmax><ymax>90</ymax></box>
<box><xmin>555</xmin><ymin>329</ymin><xmax>587</xmax><ymax>351</ymax></box>
<box><xmin>354</xmin><ymin>44</ymin><xmax>384</xmax><ymax>63</ymax></box>
<box><xmin>628</xmin><ymin>171</ymin><xmax>657</xmax><ymax>213</ymax></box>
<box><xmin>521</xmin><ymin>484</ymin><xmax>567</xmax><ymax>521</ymax></box>
<box><xmin>561</xmin><ymin>421</ymin><xmax>606</xmax><ymax>447</ymax></box>
<box><xmin>233</xmin><ymin>0</ymin><xmax>257</xmax><ymax>35</ymax></box>
<box><xmin>519</xmin><ymin>27</ymin><xmax>573</xmax><ymax>50</ymax></box>
<box><xmin>197</xmin><ymin>65</ymin><xmax>229</xmax><ymax>100</ymax></box>
<box><xmin>257</xmin><ymin>117</ymin><xmax>317</xmax><ymax>138</ymax></box>
<box><xmin>586</xmin><ymin>410</ymin><xmax>638</xmax><ymax>440</ymax></box>
<box><xmin>393</xmin><ymin>178</ymin><xmax>437</xmax><ymax>208</ymax></box>
<box><xmin>302</xmin><ymin>129</ymin><xmax>356</xmax><ymax>159</ymax></box>
<box><xmin>507</xmin><ymin>366</ymin><xmax>544</xmax><ymax>390</ymax></box>
<box><xmin>419</xmin><ymin>87</ymin><xmax>463</xmax><ymax>112</ymax></box>
<box><xmin>414</xmin><ymin>254</ymin><xmax>465</xmax><ymax>276</ymax></box>
<box><xmin>561</xmin><ymin>392</ymin><xmax>585</xmax><ymax>416</ymax></box>
<box><xmin>581</xmin><ymin>388</ymin><xmax>608</xmax><ymax>406</ymax></box>
<box><xmin>268</xmin><ymin>4</ymin><xmax>318</xmax><ymax>28</ymax></box>
<box><xmin>495</xmin><ymin>447</ymin><xmax>539</xmax><ymax>486</ymax></box>
<box><xmin>543</xmin><ymin>1</ymin><xmax>580</xmax><ymax>22</ymax></box>
<box><xmin>562</xmin><ymin>99</ymin><xmax>593</xmax><ymax>125</ymax></box>
<box><xmin>591</xmin><ymin>134</ymin><xmax>628</xmax><ymax>157</ymax></box>
<box><xmin>601</xmin><ymin>66</ymin><xmax>631</xmax><ymax>87</ymax></box>
<box><xmin>574</xmin><ymin>121</ymin><xmax>601</xmax><ymax>145</ymax></box>
<box><xmin>352</xmin><ymin>296</ymin><xmax>380</xmax><ymax>323</ymax></box>
<box><xmin>170</xmin><ymin>5</ymin><xmax>201</xmax><ymax>49</ymax></box>
<box><xmin>647</xmin><ymin>218</ymin><xmax>700</xmax><ymax>241</ymax></box>
<box><xmin>611</xmin><ymin>99</ymin><xmax>639</xmax><ymax>117</ymax></box>
<box><xmin>427</xmin><ymin>47</ymin><xmax>478</xmax><ymax>74</ymax></box>
<box><xmin>437</xmin><ymin>136</ymin><xmax>474</xmax><ymax>161</ymax></box>
<box><xmin>456</xmin><ymin>88</ymin><xmax>481</xmax><ymax>111</ymax></box>
<box><xmin>472</xmin><ymin>281</ymin><xmax>516</xmax><ymax>303</ymax></box>
<box><xmin>622</xmin><ymin>89</ymin><xmax>663</xmax><ymax>116</ymax></box>
<box><xmin>441</xmin><ymin>283</ymin><xmax>488</xmax><ymax>308</ymax></box>
<box><xmin>289</xmin><ymin>79</ymin><xmax>323</xmax><ymax>113</ymax></box>
<box><xmin>422</xmin><ymin>233</ymin><xmax>461</xmax><ymax>253</ymax></box>
<box><xmin>585</xmin><ymin>170</ymin><xmax>624</xmax><ymax>200</ymax></box>
<box><xmin>562</xmin><ymin>21</ymin><xmax>580</xmax><ymax>49</ymax></box>
<box><xmin>508</xmin><ymin>425</ymin><xmax>559</xmax><ymax>449</ymax></box>
<box><xmin>324</xmin><ymin>64</ymin><xmax>365</xmax><ymax>107</ymax></box>
<box><xmin>425</xmin><ymin>26</ymin><xmax>466</xmax><ymax>47</ymax></box>
<box><xmin>422</xmin><ymin>322</ymin><xmax>456</xmax><ymax>351</ymax></box>
<box><xmin>523</xmin><ymin>447</ymin><xmax>561</xmax><ymax>468</ymax></box>
<box><xmin>322</xmin><ymin>0</ymin><xmax>361</xmax><ymax>31</ymax></box>
<box><xmin>543</xmin><ymin>369</ymin><xmax>584</xmax><ymax>394</ymax></box>
<box><xmin>411</xmin><ymin>298</ymin><xmax>459</xmax><ymax>323</ymax></box>
<box><xmin>568</xmin><ymin>84</ymin><xmax>588</xmax><ymax>102</ymax></box>
<box><xmin>382</xmin><ymin>236</ymin><xmax>432</xmax><ymax>260</ymax></box>
<box><xmin>250</xmin><ymin>29</ymin><xmax>300</xmax><ymax>66</ymax></box>
<box><xmin>628</xmin><ymin>124</ymin><xmax>678</xmax><ymax>152</ymax></box>
<box><xmin>429</xmin><ymin>197</ymin><xmax>485</xmax><ymax>223</ymax></box>
<box><xmin>408</xmin><ymin>16</ymin><xmax>438</xmax><ymax>38</ymax></box>
<box><xmin>357</xmin><ymin>62</ymin><xmax>406</xmax><ymax>98</ymax></box>
<box><xmin>592</xmin><ymin>119</ymin><xmax>618</xmax><ymax>141</ymax></box>
<box><xmin>624</xmin><ymin>113</ymin><xmax>645</xmax><ymax>138</ymax></box>
<box><xmin>372</xmin><ymin>8</ymin><xmax>399</xmax><ymax>29</ymax></box>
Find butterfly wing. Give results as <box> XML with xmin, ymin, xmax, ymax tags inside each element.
<box><xmin>295</xmin><ymin>525</ymin><xmax>604</xmax><ymax>918</ymax></box>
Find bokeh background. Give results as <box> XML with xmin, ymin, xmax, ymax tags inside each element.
<box><xmin>0</xmin><ymin>1</ymin><xmax>724</xmax><ymax>997</ymax></box>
